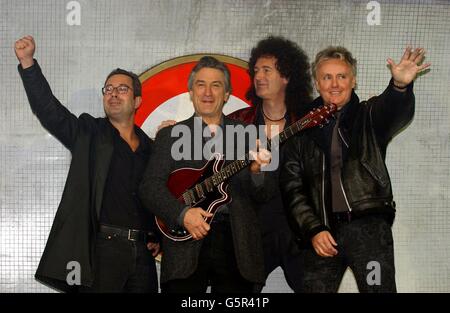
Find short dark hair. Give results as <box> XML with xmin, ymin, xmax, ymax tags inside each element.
<box><xmin>104</xmin><ymin>68</ymin><xmax>142</xmax><ymax>97</ymax></box>
<box><xmin>247</xmin><ymin>36</ymin><xmax>313</xmax><ymax>116</ymax></box>
<box><xmin>188</xmin><ymin>56</ymin><xmax>232</xmax><ymax>93</ymax></box>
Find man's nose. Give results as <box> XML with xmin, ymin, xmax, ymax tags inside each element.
<box><xmin>331</xmin><ymin>77</ymin><xmax>338</xmax><ymax>87</ymax></box>
<box><xmin>111</xmin><ymin>88</ymin><xmax>119</xmax><ymax>96</ymax></box>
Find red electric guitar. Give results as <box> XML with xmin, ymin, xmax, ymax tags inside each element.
<box><xmin>156</xmin><ymin>103</ymin><xmax>336</xmax><ymax>241</ymax></box>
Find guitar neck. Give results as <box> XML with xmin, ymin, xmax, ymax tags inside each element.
<box><xmin>181</xmin><ymin>104</ymin><xmax>335</xmax><ymax>206</ymax></box>
<box><xmin>181</xmin><ymin>154</ymin><xmax>251</xmax><ymax>206</ymax></box>
<box><xmin>273</xmin><ymin>114</ymin><xmax>316</xmax><ymax>147</ymax></box>
<box><xmin>203</xmin><ymin>114</ymin><xmax>319</xmax><ymax>188</ymax></box>
<box><xmin>210</xmin><ymin>153</ymin><xmax>252</xmax><ymax>186</ymax></box>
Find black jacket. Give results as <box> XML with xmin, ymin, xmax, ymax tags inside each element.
<box><xmin>280</xmin><ymin>81</ymin><xmax>414</xmax><ymax>244</ymax></box>
<box><xmin>18</xmin><ymin>61</ymin><xmax>155</xmax><ymax>292</ymax></box>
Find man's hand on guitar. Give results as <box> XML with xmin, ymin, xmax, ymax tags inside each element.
<box><xmin>249</xmin><ymin>139</ymin><xmax>272</xmax><ymax>173</ymax></box>
<box><xmin>183</xmin><ymin>207</ymin><xmax>213</xmax><ymax>240</ymax></box>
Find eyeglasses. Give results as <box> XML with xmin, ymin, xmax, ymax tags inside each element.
<box><xmin>102</xmin><ymin>84</ymin><xmax>132</xmax><ymax>95</ymax></box>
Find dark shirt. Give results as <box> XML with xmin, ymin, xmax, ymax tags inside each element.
<box><xmin>319</xmin><ymin>100</ymin><xmax>353</xmax><ymax>215</ymax></box>
<box><xmin>255</xmin><ymin>107</ymin><xmax>291</xmax><ymax>233</ymax></box>
<box><xmin>100</xmin><ymin>124</ymin><xmax>153</xmax><ymax>231</ymax></box>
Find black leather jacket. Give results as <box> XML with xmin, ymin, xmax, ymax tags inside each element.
<box><xmin>280</xmin><ymin>81</ymin><xmax>415</xmax><ymax>243</ymax></box>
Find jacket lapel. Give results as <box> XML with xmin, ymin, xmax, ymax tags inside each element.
<box><xmin>92</xmin><ymin>119</ymin><xmax>115</xmax><ymax>219</ymax></box>
<box><xmin>308</xmin><ymin>91</ymin><xmax>361</xmax><ymax>154</ymax></box>
<box><xmin>339</xmin><ymin>91</ymin><xmax>361</xmax><ymax>159</ymax></box>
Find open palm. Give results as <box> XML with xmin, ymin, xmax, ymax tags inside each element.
<box><xmin>387</xmin><ymin>47</ymin><xmax>430</xmax><ymax>87</ymax></box>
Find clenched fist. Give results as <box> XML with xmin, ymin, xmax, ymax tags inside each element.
<box><xmin>14</xmin><ymin>35</ymin><xmax>35</xmax><ymax>69</ymax></box>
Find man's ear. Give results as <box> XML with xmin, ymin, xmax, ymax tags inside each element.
<box><xmin>189</xmin><ymin>90</ymin><xmax>194</xmax><ymax>102</ymax></box>
<box><xmin>134</xmin><ymin>96</ymin><xmax>142</xmax><ymax>109</ymax></box>
<box><xmin>352</xmin><ymin>76</ymin><xmax>357</xmax><ymax>89</ymax></box>
<box><xmin>314</xmin><ymin>79</ymin><xmax>320</xmax><ymax>92</ymax></box>
<box><xmin>224</xmin><ymin>91</ymin><xmax>230</xmax><ymax>103</ymax></box>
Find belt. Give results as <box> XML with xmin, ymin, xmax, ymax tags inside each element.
<box><xmin>332</xmin><ymin>211</ymin><xmax>353</xmax><ymax>223</ymax></box>
<box><xmin>99</xmin><ymin>224</ymin><xmax>152</xmax><ymax>242</ymax></box>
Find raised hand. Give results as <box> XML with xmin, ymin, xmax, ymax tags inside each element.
<box><xmin>14</xmin><ymin>35</ymin><xmax>36</xmax><ymax>69</ymax></box>
<box><xmin>387</xmin><ymin>47</ymin><xmax>431</xmax><ymax>88</ymax></box>
<box><xmin>249</xmin><ymin>139</ymin><xmax>272</xmax><ymax>174</ymax></box>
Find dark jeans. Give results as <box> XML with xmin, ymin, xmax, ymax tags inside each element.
<box><xmin>79</xmin><ymin>234</ymin><xmax>158</xmax><ymax>293</ymax></box>
<box><xmin>301</xmin><ymin>215</ymin><xmax>396</xmax><ymax>293</ymax></box>
<box><xmin>261</xmin><ymin>228</ymin><xmax>304</xmax><ymax>292</ymax></box>
<box><xmin>162</xmin><ymin>218</ymin><xmax>254</xmax><ymax>293</ymax></box>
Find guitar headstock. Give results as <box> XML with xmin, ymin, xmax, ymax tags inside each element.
<box><xmin>301</xmin><ymin>103</ymin><xmax>337</xmax><ymax>129</ymax></box>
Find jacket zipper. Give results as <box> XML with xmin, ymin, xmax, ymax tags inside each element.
<box><xmin>337</xmin><ymin>127</ymin><xmax>352</xmax><ymax>211</ymax></box>
<box><xmin>339</xmin><ymin>174</ymin><xmax>352</xmax><ymax>212</ymax></box>
<box><xmin>321</xmin><ymin>154</ymin><xmax>328</xmax><ymax>226</ymax></box>
<box><xmin>338</xmin><ymin>128</ymin><xmax>349</xmax><ymax>148</ymax></box>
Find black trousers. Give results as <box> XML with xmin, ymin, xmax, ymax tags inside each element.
<box><xmin>162</xmin><ymin>218</ymin><xmax>254</xmax><ymax>293</ymax></box>
<box><xmin>79</xmin><ymin>234</ymin><xmax>158</xmax><ymax>293</ymax></box>
<box><xmin>261</xmin><ymin>227</ymin><xmax>304</xmax><ymax>292</ymax></box>
<box><xmin>300</xmin><ymin>215</ymin><xmax>396</xmax><ymax>293</ymax></box>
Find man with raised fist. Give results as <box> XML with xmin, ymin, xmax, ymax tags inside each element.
<box><xmin>15</xmin><ymin>35</ymin><xmax>160</xmax><ymax>293</ymax></box>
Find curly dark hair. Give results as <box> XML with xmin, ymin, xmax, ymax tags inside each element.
<box><xmin>246</xmin><ymin>36</ymin><xmax>313</xmax><ymax>116</ymax></box>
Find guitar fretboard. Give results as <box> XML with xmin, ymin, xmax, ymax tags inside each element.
<box><xmin>209</xmin><ymin>115</ymin><xmax>315</xmax><ymax>185</ymax></box>
<box><xmin>181</xmin><ymin>105</ymin><xmax>334</xmax><ymax>206</ymax></box>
